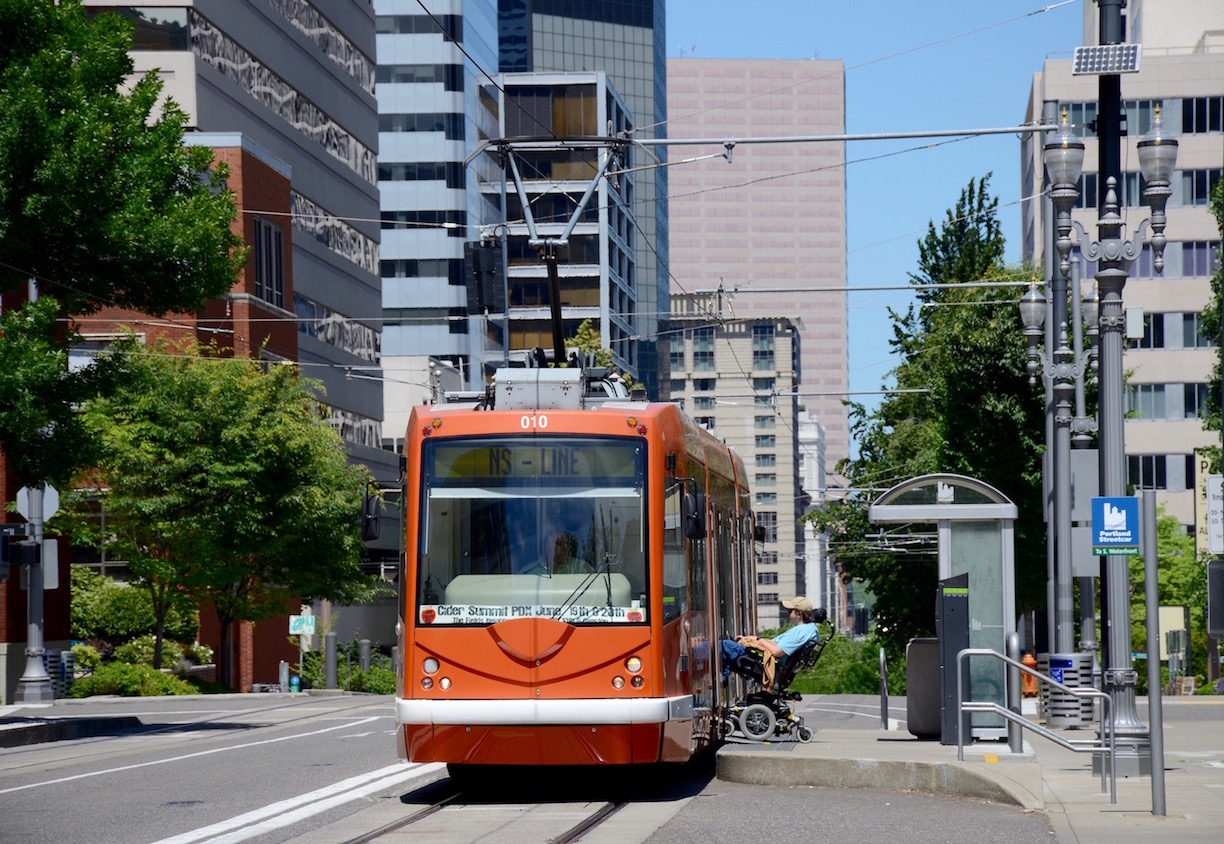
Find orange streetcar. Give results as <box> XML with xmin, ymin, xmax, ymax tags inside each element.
<box><xmin>394</xmin><ymin>365</ymin><xmax>756</xmax><ymax>774</ymax></box>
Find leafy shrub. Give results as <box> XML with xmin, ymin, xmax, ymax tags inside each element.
<box><xmin>113</xmin><ymin>634</ymin><xmax>183</xmax><ymax>667</ymax></box>
<box><xmin>71</xmin><ymin>643</ymin><xmax>102</xmax><ymax>673</ymax></box>
<box><xmin>70</xmin><ymin>568</ymin><xmax>198</xmax><ymax>643</ymax></box>
<box><xmin>350</xmin><ymin>665</ymin><xmax>397</xmax><ymax>695</ymax></box>
<box><xmin>298</xmin><ymin>636</ymin><xmax>396</xmax><ymax>693</ymax></box>
<box><xmin>789</xmin><ymin>631</ymin><xmax>903</xmax><ymax>696</ymax></box>
<box><xmin>182</xmin><ymin>641</ymin><xmax>214</xmax><ymax>665</ymax></box>
<box><xmin>69</xmin><ymin>663</ymin><xmax>195</xmax><ymax>697</ymax></box>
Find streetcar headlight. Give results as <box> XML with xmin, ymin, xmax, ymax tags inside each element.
<box><xmin>631</xmin><ymin>676</ymin><xmax>645</xmax><ymax>689</ymax></box>
<box><xmin>625</xmin><ymin>657</ymin><xmax>642</xmax><ymax>673</ymax></box>
<box><xmin>421</xmin><ymin>677</ymin><xmax>433</xmax><ymax>690</ymax></box>
<box><xmin>612</xmin><ymin>676</ymin><xmax>626</xmax><ymax>689</ymax></box>
<box><xmin>439</xmin><ymin>677</ymin><xmax>452</xmax><ymax>690</ymax></box>
<box><xmin>423</xmin><ymin>657</ymin><xmax>439</xmax><ymax>674</ymax></box>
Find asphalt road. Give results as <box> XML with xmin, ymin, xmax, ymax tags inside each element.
<box><xmin>3</xmin><ymin>693</ymin><xmax>1212</xmax><ymax>843</ymax></box>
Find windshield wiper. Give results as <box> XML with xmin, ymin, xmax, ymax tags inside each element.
<box><xmin>552</xmin><ymin>552</ymin><xmax>618</xmax><ymax>620</ymax></box>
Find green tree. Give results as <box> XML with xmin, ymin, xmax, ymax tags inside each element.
<box><xmin>0</xmin><ymin>0</ymin><xmax>244</xmax><ymax>315</ymax></box>
<box><xmin>807</xmin><ymin>176</ymin><xmax>1046</xmax><ymax>661</ymax></box>
<box><xmin>1129</xmin><ymin>506</ymin><xmax>1208</xmax><ymax>684</ymax></box>
<box><xmin>1198</xmin><ymin>179</ymin><xmax>1224</xmax><ymax>472</ymax></box>
<box><xmin>0</xmin><ymin>299</ymin><xmax>119</xmax><ymax>487</ymax></box>
<box><xmin>0</xmin><ymin>1</ymin><xmax>244</xmax><ymax>487</ymax></box>
<box><xmin>68</xmin><ymin>338</ymin><xmax>380</xmax><ymax>682</ymax></box>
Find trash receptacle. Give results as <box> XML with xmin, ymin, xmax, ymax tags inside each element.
<box><xmin>1038</xmin><ymin>652</ymin><xmax>1095</xmax><ymax>727</ymax></box>
<box><xmin>906</xmin><ymin>637</ymin><xmax>940</xmax><ymax>739</ymax></box>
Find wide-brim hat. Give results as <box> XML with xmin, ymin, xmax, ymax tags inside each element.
<box><xmin>782</xmin><ymin>596</ymin><xmax>813</xmax><ymax>612</ymax></box>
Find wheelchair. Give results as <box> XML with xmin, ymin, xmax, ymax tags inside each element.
<box><xmin>722</xmin><ymin>627</ymin><xmax>831</xmax><ymax>743</ymax></box>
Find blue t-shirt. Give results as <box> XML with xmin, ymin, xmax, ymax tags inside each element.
<box><xmin>773</xmin><ymin>622</ymin><xmax>819</xmax><ymax>659</ymax></box>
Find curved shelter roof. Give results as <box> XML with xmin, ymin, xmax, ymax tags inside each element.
<box><xmin>869</xmin><ymin>473</ymin><xmax>1017</xmax><ymax>523</ymax></box>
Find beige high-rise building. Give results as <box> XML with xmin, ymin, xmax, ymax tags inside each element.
<box><xmin>667</xmin><ymin>58</ymin><xmax>849</xmax><ymax>476</ymax></box>
<box><xmin>670</xmin><ymin>292</ymin><xmax>804</xmax><ymax>629</ymax></box>
<box><xmin>1021</xmin><ymin>0</ymin><xmax>1223</xmax><ymax>530</ymax></box>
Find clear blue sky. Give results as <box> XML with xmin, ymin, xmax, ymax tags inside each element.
<box><xmin>665</xmin><ymin>0</ymin><xmax>1081</xmax><ymax>425</ymax></box>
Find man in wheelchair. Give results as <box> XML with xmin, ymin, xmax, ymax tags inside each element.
<box><xmin>719</xmin><ymin>596</ymin><xmax>826</xmax><ymax>690</ymax></box>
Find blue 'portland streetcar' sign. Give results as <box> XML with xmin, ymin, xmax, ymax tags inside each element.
<box><xmin>1091</xmin><ymin>496</ymin><xmax>1140</xmax><ymax>556</ymax></box>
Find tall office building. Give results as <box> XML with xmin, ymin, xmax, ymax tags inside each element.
<box><xmin>374</xmin><ymin>0</ymin><xmax>503</xmax><ymax>441</ymax></box>
<box><xmin>670</xmin><ymin>292</ymin><xmax>803</xmax><ymax>628</ymax></box>
<box><xmin>1021</xmin><ymin>0</ymin><xmax>1223</xmax><ymax>529</ymax></box>
<box><xmin>86</xmin><ymin>2</ymin><xmax>391</xmax><ymax>480</ymax></box>
<box><xmin>667</xmin><ymin>58</ymin><xmax>849</xmax><ymax>475</ymax></box>
<box><xmin>499</xmin><ymin>0</ymin><xmax>668</xmax><ymax>399</ymax></box>
<box><xmin>499</xmin><ymin>73</ymin><xmax>640</xmax><ymax>370</ymax></box>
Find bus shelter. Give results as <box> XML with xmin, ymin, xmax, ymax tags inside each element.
<box><xmin>868</xmin><ymin>474</ymin><xmax>1017</xmax><ymax>740</ymax></box>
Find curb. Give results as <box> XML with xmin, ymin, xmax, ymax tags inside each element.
<box><xmin>0</xmin><ymin>716</ymin><xmax>144</xmax><ymax>748</ymax></box>
<box><xmin>716</xmin><ymin>749</ymin><xmax>1045</xmax><ymax>810</ymax></box>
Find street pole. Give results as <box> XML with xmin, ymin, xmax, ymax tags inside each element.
<box><xmin>1069</xmin><ymin>264</ymin><xmax>1099</xmax><ymax>663</ymax></box>
<box><xmin>1094</xmin><ymin>0</ymin><xmax>1148</xmax><ymax>776</ymax></box>
<box><xmin>15</xmin><ymin>482</ymin><xmax>54</xmax><ymax>704</ymax></box>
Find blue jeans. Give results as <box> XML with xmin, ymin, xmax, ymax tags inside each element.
<box><xmin>720</xmin><ymin>639</ymin><xmax>749</xmax><ymax>682</ymax></box>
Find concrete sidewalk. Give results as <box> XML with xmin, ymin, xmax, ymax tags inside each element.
<box><xmin>717</xmin><ymin>704</ymin><xmax>1224</xmax><ymax>843</ymax></box>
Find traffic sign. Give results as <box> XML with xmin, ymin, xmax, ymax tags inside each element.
<box><xmin>1208</xmin><ymin>475</ymin><xmax>1223</xmax><ymax>555</ymax></box>
<box><xmin>16</xmin><ymin>484</ymin><xmax>59</xmax><ymax>521</ymax></box>
<box><xmin>289</xmin><ymin>614</ymin><xmax>316</xmax><ymax>636</ymax></box>
<box><xmin>1091</xmin><ymin>496</ymin><xmax>1140</xmax><ymax>556</ymax></box>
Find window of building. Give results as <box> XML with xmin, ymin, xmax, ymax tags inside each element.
<box><xmin>693</xmin><ymin>378</ymin><xmax>716</xmax><ymax>391</ymax></box>
<box><xmin>753</xmin><ymin>377</ymin><xmax>775</xmax><ymax>391</ymax></box>
<box><xmin>1126</xmin><ymin>384</ymin><xmax>1164</xmax><ymax>419</ymax></box>
<box><xmin>756</xmin><ymin>454</ymin><xmax>776</xmax><ymax>467</ymax></box>
<box><xmin>378</xmin><ymin>161</ymin><xmax>466</xmax><ymax>189</ymax></box>
<box><xmin>692</xmin><ymin>327</ymin><xmax>715</xmax><ymax>371</ymax></box>
<box><xmin>755</xmin><ymin>473</ymin><xmax>777</xmax><ymax>487</ymax></box>
<box><xmin>758</xmin><ymin>551</ymin><xmax>777</xmax><ymax>567</ymax></box>
<box><xmin>1058</xmin><ymin>101</ymin><xmax>1097</xmax><ymax>137</ymax></box>
<box><xmin>253</xmin><ymin>217</ymin><xmax>284</xmax><ymax>308</ymax></box>
<box><xmin>755</xmin><ymin>492</ymin><xmax>777</xmax><ymax>505</ymax></box>
<box><xmin>1127</xmin><ymin>454</ymin><xmax>1194</xmax><ymax>492</ymax></box>
<box><xmin>1073</xmin><ymin>172</ymin><xmax>1099</xmax><ymax>210</ymax></box>
<box><xmin>670</xmin><ymin>378</ymin><xmax>687</xmax><ymax>394</ymax></box>
<box><xmin>1185</xmin><ymin>383</ymin><xmax>1211</xmax><ymax>418</ymax></box>
<box><xmin>1126</xmin><ymin>383</ymin><xmax>1211</xmax><ymax>420</ymax></box>
<box><xmin>757</xmin><ymin>592</ymin><xmax>779</xmax><ymax>604</ymax></box>
<box><xmin>1123</xmin><ymin>99</ymin><xmax>1162</xmax><ymax>137</ymax></box>
<box><xmin>757</xmin><ymin>512</ymin><xmax>777</xmax><ymax>543</ymax></box>
<box><xmin>754</xmin><ymin>415</ymin><xmax>776</xmax><ymax>429</ymax></box>
<box><xmin>376</xmin><ymin>13</ymin><xmax>462</xmax><ymax>38</ymax></box>
<box><xmin>379</xmin><ymin>112</ymin><xmax>464</xmax><ymax>140</ymax></box>
<box><xmin>1184</xmin><ymin>241</ymin><xmax>1221</xmax><ymax>277</ymax></box>
<box><xmin>752</xmin><ymin>324</ymin><xmax>775</xmax><ymax>371</ymax></box>
<box><xmin>693</xmin><ymin>396</ymin><xmax>716</xmax><ymax>410</ymax></box>
<box><xmin>755</xmin><ymin>435</ymin><xmax>776</xmax><ymax>448</ymax></box>
<box><xmin>1180</xmin><ymin>169</ymin><xmax>1222</xmax><ymax>207</ymax></box>
<box><xmin>1130</xmin><ymin>313</ymin><xmax>1219</xmax><ymax>350</ymax></box>
<box><xmin>377</xmin><ymin>63</ymin><xmax>463</xmax><ymax>91</ymax></box>
<box><xmin>757</xmin><ymin>571</ymin><xmax>778</xmax><ymax>585</ymax></box>
<box><xmin>1183</xmin><ymin>313</ymin><xmax>1217</xmax><ymax>348</ymax></box>
<box><xmin>1182</xmin><ymin>96</ymin><xmax>1224</xmax><ymax>134</ymax></box>
<box><xmin>695</xmin><ymin>416</ymin><xmax>716</xmax><ymax>434</ymax></box>
<box><xmin>670</xmin><ymin>335</ymin><xmax>685</xmax><ymax>371</ymax></box>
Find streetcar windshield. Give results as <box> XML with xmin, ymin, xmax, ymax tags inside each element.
<box><xmin>415</xmin><ymin>436</ymin><xmax>648</xmax><ymax>625</ymax></box>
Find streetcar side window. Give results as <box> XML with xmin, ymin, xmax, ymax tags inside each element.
<box><xmin>662</xmin><ymin>481</ymin><xmax>686</xmax><ymax>623</ymax></box>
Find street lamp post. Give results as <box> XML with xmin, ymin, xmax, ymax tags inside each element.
<box><xmin>1021</xmin><ymin>285</ymin><xmax>1095</xmax><ymax>656</ymax></box>
<box><xmin>1043</xmin><ymin>106</ymin><xmax>1177</xmax><ymax>776</ymax></box>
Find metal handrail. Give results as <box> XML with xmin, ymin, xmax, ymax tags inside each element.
<box><xmin>879</xmin><ymin>647</ymin><xmax>889</xmax><ymax>730</ymax></box>
<box><xmin>955</xmin><ymin>647</ymin><xmax>1116</xmax><ymax>804</ymax></box>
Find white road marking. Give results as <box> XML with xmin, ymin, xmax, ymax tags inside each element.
<box><xmin>0</xmin><ymin>717</ymin><xmax>381</xmax><ymax>795</ymax></box>
<box><xmin>149</xmin><ymin>762</ymin><xmax>445</xmax><ymax>844</ymax></box>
